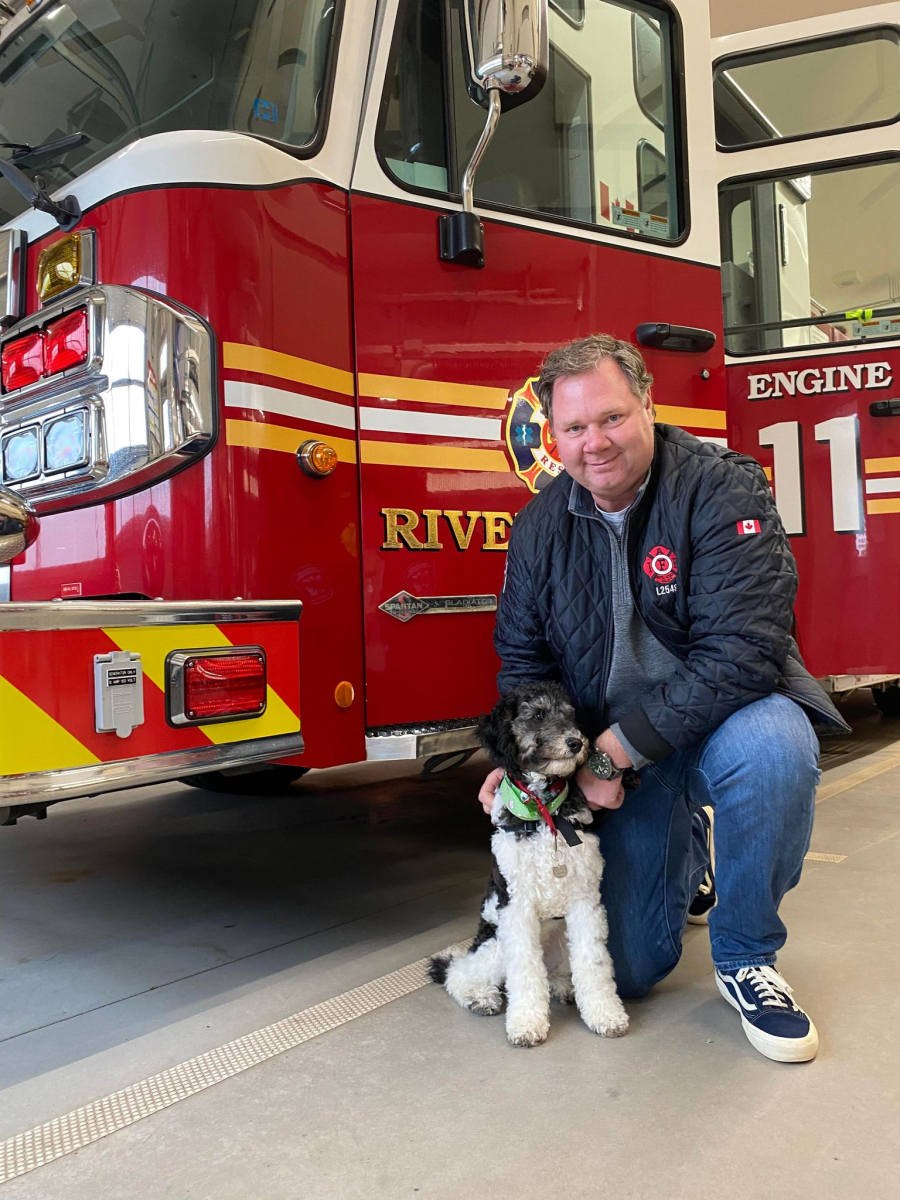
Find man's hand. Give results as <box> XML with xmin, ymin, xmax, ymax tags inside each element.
<box><xmin>576</xmin><ymin>765</ymin><xmax>625</xmax><ymax>811</ymax></box>
<box><xmin>478</xmin><ymin>767</ymin><xmax>505</xmax><ymax>815</ymax></box>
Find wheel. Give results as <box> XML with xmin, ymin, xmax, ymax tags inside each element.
<box><xmin>873</xmin><ymin>686</ymin><xmax>900</xmax><ymax>718</ymax></box>
<box><xmin>180</xmin><ymin>766</ymin><xmax>309</xmax><ymax>794</ymax></box>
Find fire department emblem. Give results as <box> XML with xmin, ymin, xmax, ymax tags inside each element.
<box><xmin>505</xmin><ymin>377</ymin><xmax>563</xmax><ymax>493</ymax></box>
<box><xmin>643</xmin><ymin>545</ymin><xmax>677</xmax><ymax>585</ymax></box>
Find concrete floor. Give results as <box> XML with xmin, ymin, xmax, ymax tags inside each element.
<box><xmin>1</xmin><ymin>696</ymin><xmax>899</xmax><ymax>1198</ymax></box>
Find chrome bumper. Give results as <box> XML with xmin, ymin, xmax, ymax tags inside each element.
<box><xmin>0</xmin><ymin>736</ymin><xmax>305</xmax><ymax>806</ymax></box>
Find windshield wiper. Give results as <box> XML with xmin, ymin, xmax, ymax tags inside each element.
<box><xmin>0</xmin><ymin>131</ymin><xmax>88</xmax><ymax>163</ymax></box>
<box><xmin>0</xmin><ymin>154</ymin><xmax>80</xmax><ymax>230</ymax></box>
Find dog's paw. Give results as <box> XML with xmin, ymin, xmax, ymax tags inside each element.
<box><xmin>593</xmin><ymin>1014</ymin><xmax>629</xmax><ymax>1038</ymax></box>
<box><xmin>505</xmin><ymin>1013</ymin><xmax>550</xmax><ymax>1047</ymax></box>
<box><xmin>548</xmin><ymin>973</ymin><xmax>576</xmax><ymax>1004</ymax></box>
<box><xmin>467</xmin><ymin>987</ymin><xmax>505</xmax><ymax>1016</ymax></box>
<box><xmin>578</xmin><ymin>999</ymin><xmax>629</xmax><ymax>1038</ymax></box>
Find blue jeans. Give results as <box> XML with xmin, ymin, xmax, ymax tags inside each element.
<box><xmin>597</xmin><ymin>693</ymin><xmax>821</xmax><ymax>998</ymax></box>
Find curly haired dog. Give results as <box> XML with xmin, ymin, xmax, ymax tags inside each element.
<box><xmin>430</xmin><ymin>682</ymin><xmax>628</xmax><ymax>1047</ymax></box>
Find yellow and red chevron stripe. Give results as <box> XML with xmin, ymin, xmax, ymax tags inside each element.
<box><xmin>0</xmin><ymin>619</ymin><xmax>300</xmax><ymax>777</ymax></box>
<box><xmin>221</xmin><ymin>342</ymin><xmax>729</xmax><ymax>472</ymax></box>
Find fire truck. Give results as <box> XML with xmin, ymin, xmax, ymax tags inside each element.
<box><xmin>0</xmin><ymin>0</ymin><xmax>897</xmax><ymax>824</ymax></box>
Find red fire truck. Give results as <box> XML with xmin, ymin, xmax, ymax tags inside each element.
<box><xmin>0</xmin><ymin>0</ymin><xmax>897</xmax><ymax>823</ymax></box>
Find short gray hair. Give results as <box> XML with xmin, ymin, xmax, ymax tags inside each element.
<box><xmin>535</xmin><ymin>333</ymin><xmax>654</xmax><ymax>423</ymax></box>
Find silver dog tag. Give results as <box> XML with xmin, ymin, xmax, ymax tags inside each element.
<box><xmin>552</xmin><ymin>836</ymin><xmax>568</xmax><ymax>878</ymax></box>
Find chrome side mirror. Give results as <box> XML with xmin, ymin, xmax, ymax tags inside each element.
<box><xmin>0</xmin><ymin>483</ymin><xmax>39</xmax><ymax>565</ymax></box>
<box><xmin>440</xmin><ymin>0</ymin><xmax>548</xmax><ymax>268</ymax></box>
<box><xmin>464</xmin><ymin>0</ymin><xmax>548</xmax><ymax>105</ymax></box>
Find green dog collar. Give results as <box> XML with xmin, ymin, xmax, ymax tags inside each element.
<box><xmin>499</xmin><ymin>774</ymin><xmax>568</xmax><ymax>822</ymax></box>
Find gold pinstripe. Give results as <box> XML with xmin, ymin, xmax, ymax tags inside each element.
<box><xmin>360</xmin><ymin>441</ymin><xmax>509</xmax><ymax>472</ymax></box>
<box><xmin>225</xmin><ymin>419</ymin><xmax>357</xmax><ymax>463</ymax></box>
<box><xmin>865</xmin><ymin>456</ymin><xmax>900</xmax><ymax>473</ymax></box>
<box><xmin>866</xmin><ymin>498</ymin><xmax>900</xmax><ymax>515</ymax></box>
<box><xmin>358</xmin><ymin>372</ymin><xmax>510</xmax><ymax>410</ymax></box>
<box><xmin>223</xmin><ymin>343</ymin><xmax>354</xmax><ymax>396</ymax></box>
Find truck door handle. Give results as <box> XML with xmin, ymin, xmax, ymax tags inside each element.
<box><xmin>870</xmin><ymin>399</ymin><xmax>900</xmax><ymax>417</ymax></box>
<box><xmin>636</xmin><ymin>323</ymin><xmax>716</xmax><ymax>353</ymax></box>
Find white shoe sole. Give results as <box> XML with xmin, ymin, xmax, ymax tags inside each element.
<box><xmin>687</xmin><ymin>807</ymin><xmax>716</xmax><ymax>925</ymax></box>
<box><xmin>716</xmin><ymin>974</ymin><xmax>819</xmax><ymax>1062</ymax></box>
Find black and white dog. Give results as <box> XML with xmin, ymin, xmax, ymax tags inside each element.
<box><xmin>430</xmin><ymin>682</ymin><xmax>628</xmax><ymax>1047</ymax></box>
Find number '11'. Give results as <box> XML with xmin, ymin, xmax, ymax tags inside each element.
<box><xmin>758</xmin><ymin>416</ymin><xmax>863</xmax><ymax>536</ymax></box>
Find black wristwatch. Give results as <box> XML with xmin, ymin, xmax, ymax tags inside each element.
<box><xmin>586</xmin><ymin>751</ymin><xmax>625</xmax><ymax>781</ymax></box>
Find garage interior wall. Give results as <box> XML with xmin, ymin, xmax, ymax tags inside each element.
<box><xmin>711</xmin><ymin>0</ymin><xmax>896</xmax><ymax>36</ymax></box>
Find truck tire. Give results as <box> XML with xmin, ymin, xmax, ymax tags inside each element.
<box><xmin>181</xmin><ymin>766</ymin><xmax>309</xmax><ymax>794</ymax></box>
<box><xmin>873</xmin><ymin>686</ymin><xmax>900</xmax><ymax>718</ymax></box>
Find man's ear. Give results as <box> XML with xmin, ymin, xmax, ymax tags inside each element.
<box><xmin>643</xmin><ymin>390</ymin><xmax>656</xmax><ymax>422</ymax></box>
<box><xmin>478</xmin><ymin>691</ymin><xmax>520</xmax><ymax>775</ymax></box>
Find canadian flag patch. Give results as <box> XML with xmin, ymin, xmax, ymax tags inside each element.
<box><xmin>737</xmin><ymin>519</ymin><xmax>762</xmax><ymax>535</ymax></box>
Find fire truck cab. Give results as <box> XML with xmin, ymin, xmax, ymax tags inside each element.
<box><xmin>0</xmin><ymin>0</ymin><xmax>895</xmax><ymax>821</ymax></box>
<box><xmin>714</xmin><ymin>3</ymin><xmax>900</xmax><ymax>711</ymax></box>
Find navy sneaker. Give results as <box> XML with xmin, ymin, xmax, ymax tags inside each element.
<box><xmin>687</xmin><ymin>806</ymin><xmax>716</xmax><ymax>925</ymax></box>
<box><xmin>715</xmin><ymin>965</ymin><xmax>819</xmax><ymax>1062</ymax></box>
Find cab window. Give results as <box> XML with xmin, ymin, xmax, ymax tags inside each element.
<box><xmin>715</xmin><ymin>28</ymin><xmax>900</xmax><ymax>149</ymax></box>
<box><xmin>551</xmin><ymin>0</ymin><xmax>586</xmax><ymax>29</ymax></box>
<box><xmin>720</xmin><ymin>159</ymin><xmax>900</xmax><ymax>354</ymax></box>
<box><xmin>377</xmin><ymin>0</ymin><xmax>685</xmax><ymax>243</ymax></box>
<box><xmin>0</xmin><ymin>0</ymin><xmax>340</xmax><ymax>226</ymax></box>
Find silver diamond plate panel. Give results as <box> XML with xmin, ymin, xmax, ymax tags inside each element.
<box><xmin>804</xmin><ymin>852</ymin><xmax>847</xmax><ymax>863</ymax></box>
<box><xmin>0</xmin><ymin>942</ymin><xmax>468</xmax><ymax>1186</ymax></box>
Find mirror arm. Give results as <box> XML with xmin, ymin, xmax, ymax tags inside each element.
<box><xmin>439</xmin><ymin>88</ymin><xmax>502</xmax><ymax>269</ymax></box>
<box><xmin>460</xmin><ymin>87</ymin><xmax>502</xmax><ymax>215</ymax></box>
<box><xmin>0</xmin><ymin>157</ymin><xmax>81</xmax><ymax>232</ymax></box>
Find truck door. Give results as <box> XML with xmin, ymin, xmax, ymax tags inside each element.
<box><xmin>350</xmin><ymin>0</ymin><xmax>726</xmax><ymax>730</ymax></box>
<box><xmin>714</xmin><ymin>8</ymin><xmax>900</xmax><ymax>685</ymax></box>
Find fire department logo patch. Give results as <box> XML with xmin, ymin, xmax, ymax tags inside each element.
<box><xmin>505</xmin><ymin>377</ymin><xmax>563</xmax><ymax>493</ymax></box>
<box><xmin>643</xmin><ymin>545</ymin><xmax>677</xmax><ymax>585</ymax></box>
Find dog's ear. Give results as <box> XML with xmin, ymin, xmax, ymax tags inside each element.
<box><xmin>478</xmin><ymin>691</ymin><xmax>520</xmax><ymax>775</ymax></box>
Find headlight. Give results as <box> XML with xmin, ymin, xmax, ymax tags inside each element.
<box><xmin>44</xmin><ymin>411</ymin><xmax>88</xmax><ymax>473</ymax></box>
<box><xmin>37</xmin><ymin>233</ymin><xmax>88</xmax><ymax>304</ymax></box>
<box><xmin>2</xmin><ymin>426</ymin><xmax>41</xmax><ymax>482</ymax></box>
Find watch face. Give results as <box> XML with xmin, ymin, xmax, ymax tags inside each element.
<box><xmin>589</xmin><ymin>752</ymin><xmax>613</xmax><ymax>780</ymax></box>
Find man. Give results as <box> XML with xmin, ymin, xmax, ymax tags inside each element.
<box><xmin>479</xmin><ymin>333</ymin><xmax>847</xmax><ymax>1063</ymax></box>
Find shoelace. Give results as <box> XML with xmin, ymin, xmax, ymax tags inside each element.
<box><xmin>735</xmin><ymin>965</ymin><xmax>798</xmax><ymax>1010</ymax></box>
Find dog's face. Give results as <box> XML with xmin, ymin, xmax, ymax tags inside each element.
<box><xmin>479</xmin><ymin>682</ymin><xmax>589</xmax><ymax>778</ymax></box>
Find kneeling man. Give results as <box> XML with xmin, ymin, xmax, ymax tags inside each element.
<box><xmin>480</xmin><ymin>333</ymin><xmax>847</xmax><ymax>1062</ymax></box>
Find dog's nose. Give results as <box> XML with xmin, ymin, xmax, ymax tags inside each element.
<box><xmin>566</xmin><ymin>737</ymin><xmax>584</xmax><ymax>753</ymax></box>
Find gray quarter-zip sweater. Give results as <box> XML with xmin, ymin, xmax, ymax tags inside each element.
<box><xmin>594</xmin><ymin>485</ymin><xmax>681</xmax><ymax>770</ymax></box>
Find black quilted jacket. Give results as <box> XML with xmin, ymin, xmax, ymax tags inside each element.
<box><xmin>495</xmin><ymin>423</ymin><xmax>848</xmax><ymax>764</ymax></box>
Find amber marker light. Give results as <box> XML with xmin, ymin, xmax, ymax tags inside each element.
<box><xmin>37</xmin><ymin>233</ymin><xmax>85</xmax><ymax>303</ymax></box>
<box><xmin>334</xmin><ymin>681</ymin><xmax>355</xmax><ymax>708</ymax></box>
<box><xmin>297</xmin><ymin>439</ymin><xmax>338</xmax><ymax>477</ymax></box>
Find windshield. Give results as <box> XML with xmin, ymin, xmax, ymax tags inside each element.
<box><xmin>0</xmin><ymin>0</ymin><xmax>338</xmax><ymax>226</ymax></box>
